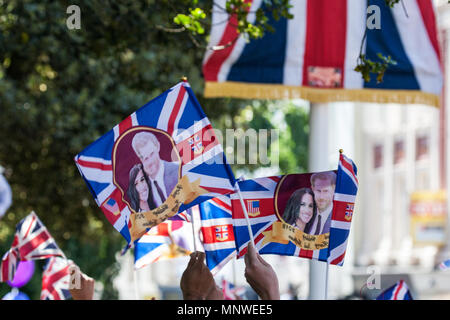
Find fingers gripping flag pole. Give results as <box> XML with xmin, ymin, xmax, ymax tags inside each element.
<box><xmin>234</xmin><ymin>181</ymin><xmax>255</xmax><ymax>246</ymax></box>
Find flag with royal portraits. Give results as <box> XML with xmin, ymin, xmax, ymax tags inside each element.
<box><xmin>74</xmin><ymin>81</ymin><xmax>236</xmax><ymax>245</ymax></box>
<box><xmin>232</xmin><ymin>152</ymin><xmax>357</xmax><ymax>265</ymax></box>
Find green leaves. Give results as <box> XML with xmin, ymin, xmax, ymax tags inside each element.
<box><xmin>384</xmin><ymin>0</ymin><xmax>401</xmax><ymax>8</ymax></box>
<box><xmin>172</xmin><ymin>0</ymin><xmax>293</xmax><ymax>48</ymax></box>
<box><xmin>354</xmin><ymin>53</ymin><xmax>397</xmax><ymax>83</ymax></box>
<box><xmin>174</xmin><ymin>7</ymin><xmax>206</xmax><ymax>34</ymax></box>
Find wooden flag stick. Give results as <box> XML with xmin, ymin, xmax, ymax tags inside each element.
<box><xmin>234</xmin><ymin>181</ymin><xmax>255</xmax><ymax>246</ymax></box>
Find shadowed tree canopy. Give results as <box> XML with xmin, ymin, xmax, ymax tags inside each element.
<box><xmin>0</xmin><ymin>0</ymin><xmax>309</xmax><ymax>299</ymax></box>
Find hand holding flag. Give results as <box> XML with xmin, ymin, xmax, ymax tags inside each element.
<box><xmin>244</xmin><ymin>244</ymin><xmax>280</xmax><ymax>300</ymax></box>
<box><xmin>180</xmin><ymin>251</ymin><xmax>217</xmax><ymax>300</ymax></box>
<box><xmin>40</xmin><ymin>257</ymin><xmax>73</xmax><ymax>300</ymax></box>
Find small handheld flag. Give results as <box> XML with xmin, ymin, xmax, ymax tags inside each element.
<box><xmin>197</xmin><ymin>197</ymin><xmax>236</xmax><ymax>275</ymax></box>
<box><xmin>74</xmin><ymin>82</ymin><xmax>236</xmax><ymax>244</ymax></box>
<box><xmin>376</xmin><ymin>280</ymin><xmax>413</xmax><ymax>300</ymax></box>
<box><xmin>232</xmin><ymin>152</ymin><xmax>358</xmax><ymax>265</ymax></box>
<box><xmin>0</xmin><ymin>211</ymin><xmax>65</xmax><ymax>282</ymax></box>
<box><xmin>40</xmin><ymin>257</ymin><xmax>72</xmax><ymax>300</ymax></box>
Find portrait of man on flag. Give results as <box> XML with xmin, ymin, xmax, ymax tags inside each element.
<box><xmin>113</xmin><ymin>128</ymin><xmax>181</xmax><ymax>214</ymax></box>
<box><xmin>279</xmin><ymin>171</ymin><xmax>336</xmax><ymax>237</ymax></box>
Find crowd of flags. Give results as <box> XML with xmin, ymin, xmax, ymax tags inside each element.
<box><xmin>1</xmin><ymin>82</ymin><xmax>361</xmax><ymax>300</ymax></box>
<box><xmin>3</xmin><ymin>80</ymin><xmax>449</xmax><ymax>300</ymax></box>
<box><xmin>72</xmin><ymin>81</ymin><xmax>359</xmax><ymax>270</ymax></box>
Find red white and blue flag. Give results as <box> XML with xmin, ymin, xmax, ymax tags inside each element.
<box><xmin>232</xmin><ymin>153</ymin><xmax>358</xmax><ymax>265</ymax></box>
<box><xmin>222</xmin><ymin>278</ymin><xmax>246</xmax><ymax>300</ymax></box>
<box><xmin>0</xmin><ymin>211</ymin><xmax>65</xmax><ymax>282</ymax></box>
<box><xmin>327</xmin><ymin>153</ymin><xmax>358</xmax><ymax>266</ymax></box>
<box><xmin>40</xmin><ymin>257</ymin><xmax>72</xmax><ymax>300</ymax></box>
<box><xmin>203</xmin><ymin>0</ymin><xmax>442</xmax><ymax>107</ymax></box>
<box><xmin>438</xmin><ymin>259</ymin><xmax>450</xmax><ymax>271</ymax></box>
<box><xmin>74</xmin><ymin>81</ymin><xmax>236</xmax><ymax>245</ymax></box>
<box><xmin>134</xmin><ymin>218</ymin><xmax>193</xmax><ymax>269</ymax></box>
<box><xmin>231</xmin><ymin>177</ymin><xmax>280</xmax><ymax>258</ymax></box>
<box><xmin>197</xmin><ymin>196</ymin><xmax>236</xmax><ymax>275</ymax></box>
<box><xmin>376</xmin><ymin>280</ymin><xmax>413</xmax><ymax>300</ymax></box>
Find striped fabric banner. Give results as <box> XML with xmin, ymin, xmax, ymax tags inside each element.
<box><xmin>203</xmin><ymin>0</ymin><xmax>442</xmax><ymax>107</ymax></box>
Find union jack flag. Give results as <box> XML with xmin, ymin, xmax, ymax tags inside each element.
<box><xmin>134</xmin><ymin>219</ymin><xmax>193</xmax><ymax>269</ymax></box>
<box><xmin>231</xmin><ymin>176</ymin><xmax>280</xmax><ymax>258</ymax></box>
<box><xmin>327</xmin><ymin>152</ymin><xmax>358</xmax><ymax>266</ymax></box>
<box><xmin>203</xmin><ymin>0</ymin><xmax>442</xmax><ymax>108</ymax></box>
<box><xmin>197</xmin><ymin>196</ymin><xmax>236</xmax><ymax>275</ymax></box>
<box><xmin>0</xmin><ymin>211</ymin><xmax>65</xmax><ymax>282</ymax></box>
<box><xmin>232</xmin><ymin>152</ymin><xmax>358</xmax><ymax>265</ymax></box>
<box><xmin>376</xmin><ymin>280</ymin><xmax>413</xmax><ymax>300</ymax></box>
<box><xmin>222</xmin><ymin>278</ymin><xmax>246</xmax><ymax>300</ymax></box>
<box><xmin>40</xmin><ymin>257</ymin><xmax>72</xmax><ymax>300</ymax></box>
<box><xmin>74</xmin><ymin>81</ymin><xmax>236</xmax><ymax>245</ymax></box>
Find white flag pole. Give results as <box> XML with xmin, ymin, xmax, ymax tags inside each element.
<box><xmin>188</xmin><ymin>207</ymin><xmax>198</xmax><ymax>252</ymax></box>
<box><xmin>308</xmin><ymin>103</ymin><xmax>330</xmax><ymax>300</ymax></box>
<box><xmin>235</xmin><ymin>181</ymin><xmax>255</xmax><ymax>246</ymax></box>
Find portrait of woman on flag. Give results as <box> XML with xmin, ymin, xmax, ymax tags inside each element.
<box><xmin>112</xmin><ymin>127</ymin><xmax>181</xmax><ymax>214</ymax></box>
<box><xmin>282</xmin><ymin>188</ymin><xmax>317</xmax><ymax>234</ymax></box>
<box><xmin>127</xmin><ymin>163</ymin><xmax>153</xmax><ymax>213</ymax></box>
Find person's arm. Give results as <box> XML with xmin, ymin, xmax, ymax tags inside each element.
<box><xmin>180</xmin><ymin>251</ymin><xmax>221</xmax><ymax>300</ymax></box>
<box><xmin>244</xmin><ymin>243</ymin><xmax>280</xmax><ymax>300</ymax></box>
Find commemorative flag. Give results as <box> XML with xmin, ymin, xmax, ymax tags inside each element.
<box><xmin>74</xmin><ymin>81</ymin><xmax>236</xmax><ymax>244</ymax></box>
<box><xmin>376</xmin><ymin>280</ymin><xmax>413</xmax><ymax>300</ymax></box>
<box><xmin>232</xmin><ymin>152</ymin><xmax>357</xmax><ymax>265</ymax></box>
<box><xmin>0</xmin><ymin>211</ymin><xmax>65</xmax><ymax>282</ymax></box>
<box><xmin>197</xmin><ymin>196</ymin><xmax>236</xmax><ymax>275</ymax></box>
<box><xmin>134</xmin><ymin>218</ymin><xmax>193</xmax><ymax>269</ymax></box>
<box><xmin>40</xmin><ymin>257</ymin><xmax>72</xmax><ymax>300</ymax></box>
<box><xmin>203</xmin><ymin>0</ymin><xmax>442</xmax><ymax>107</ymax></box>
